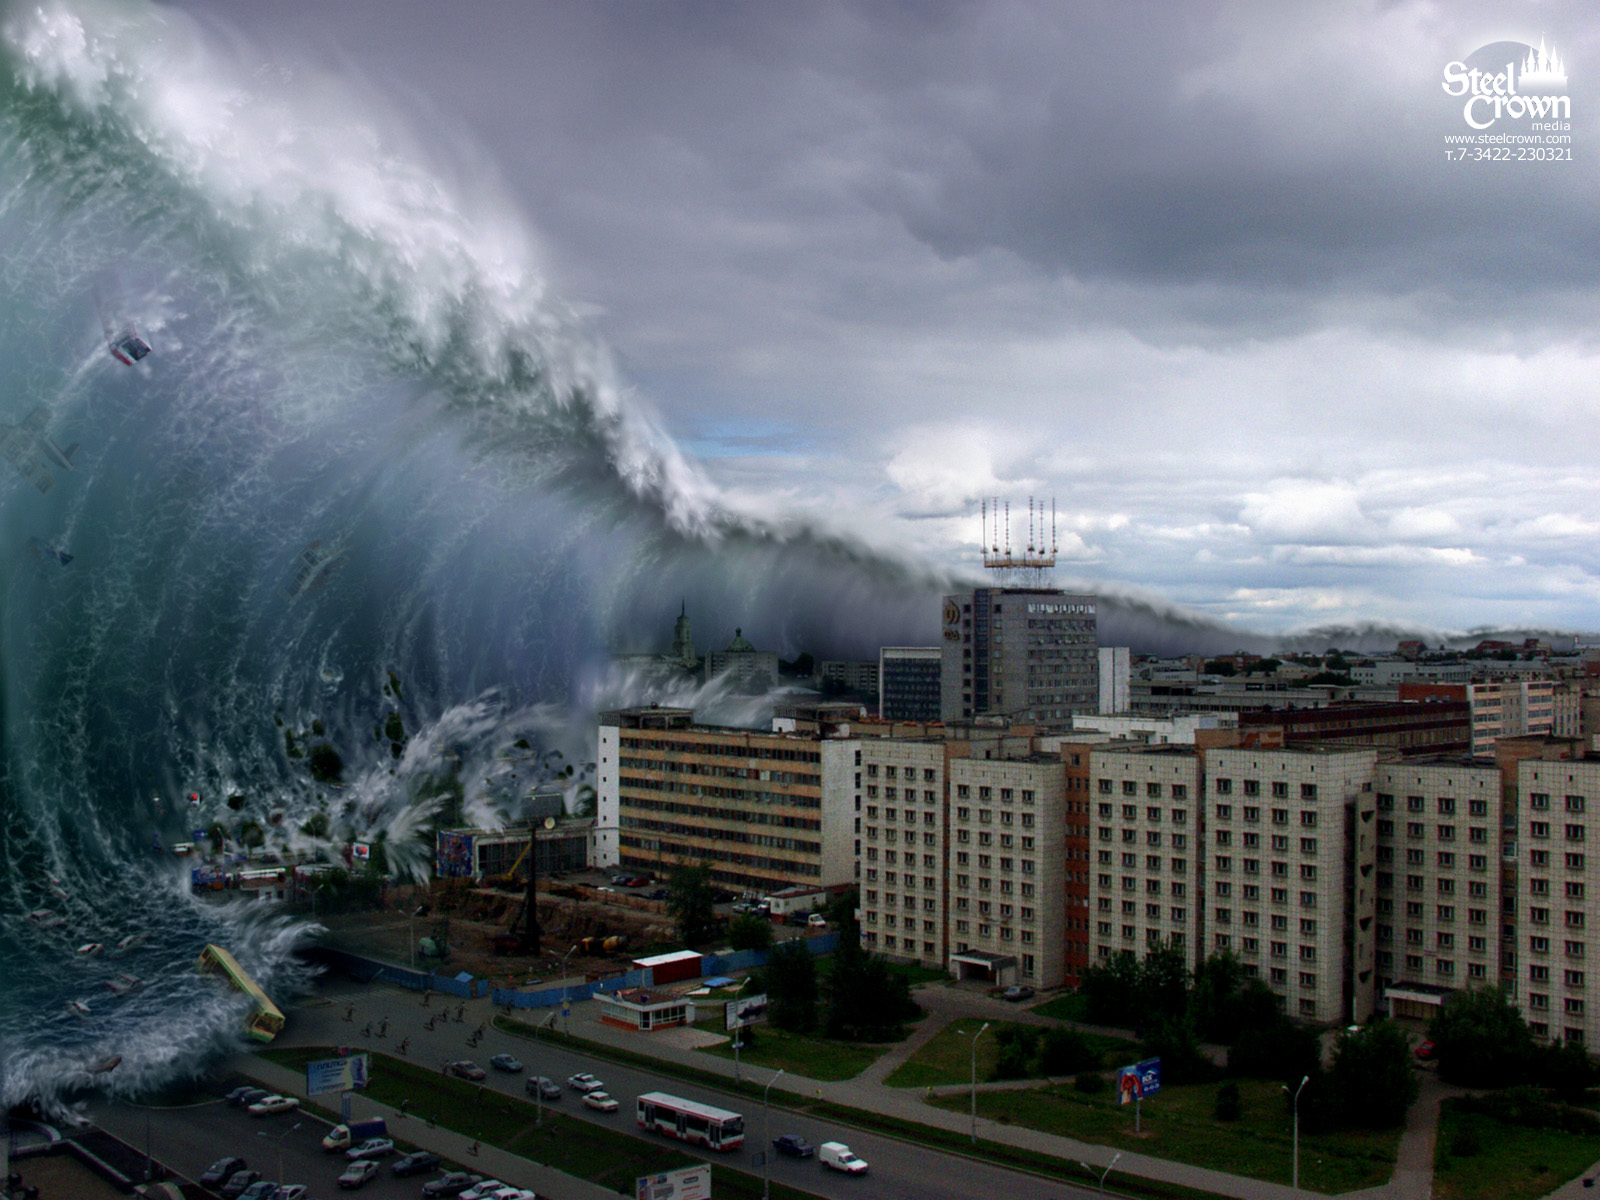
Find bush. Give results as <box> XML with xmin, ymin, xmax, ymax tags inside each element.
<box><xmin>1214</xmin><ymin>1080</ymin><xmax>1243</xmax><ymax>1122</ymax></box>
<box><xmin>1447</xmin><ymin>1124</ymin><xmax>1480</xmax><ymax>1157</ymax></box>
<box><xmin>1074</xmin><ymin>1072</ymin><xmax>1107</xmax><ymax>1095</ymax></box>
<box><xmin>1454</xmin><ymin>1087</ymin><xmax>1600</xmax><ymax>1135</ymax></box>
<box><xmin>1036</xmin><ymin>1027</ymin><xmax>1099</xmax><ymax>1076</ymax></box>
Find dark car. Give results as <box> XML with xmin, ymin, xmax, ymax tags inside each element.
<box><xmin>220</xmin><ymin>1169</ymin><xmax>262</xmax><ymax>1199</ymax></box>
<box><xmin>1002</xmin><ymin>985</ymin><xmax>1036</xmax><ymax>1002</ymax></box>
<box><xmin>230</xmin><ymin>1087</ymin><xmax>270</xmax><ymax>1108</ymax></box>
<box><xmin>772</xmin><ymin>1134</ymin><xmax>816</xmax><ymax>1158</ymax></box>
<box><xmin>201</xmin><ymin>1157</ymin><xmax>248</xmax><ymax>1186</ymax></box>
<box><xmin>646</xmin><ymin>888</ymin><xmax>669</xmax><ymax>901</ymax></box>
<box><xmin>525</xmin><ymin>1075</ymin><xmax>561</xmax><ymax>1100</ymax></box>
<box><xmin>223</xmin><ymin>1086</ymin><xmax>255</xmax><ymax>1105</ymax></box>
<box><xmin>447</xmin><ymin>1059</ymin><xmax>487</xmax><ymax>1081</ymax></box>
<box><xmin>392</xmin><ymin>1150</ymin><xmax>442</xmax><ymax>1177</ymax></box>
<box><xmin>422</xmin><ymin>1173</ymin><xmax>484</xmax><ymax>1198</ymax></box>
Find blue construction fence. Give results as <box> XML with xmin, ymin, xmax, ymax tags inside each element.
<box><xmin>489</xmin><ymin>931</ymin><xmax>840</xmax><ymax>1010</ymax></box>
<box><xmin>305</xmin><ymin>947</ymin><xmax>492</xmax><ymax>998</ymax></box>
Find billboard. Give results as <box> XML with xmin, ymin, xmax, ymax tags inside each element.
<box><xmin>306</xmin><ymin>1052</ymin><xmax>370</xmax><ymax>1097</ymax></box>
<box><xmin>636</xmin><ymin>1165</ymin><xmax>711</xmax><ymax>1200</ymax></box>
<box><xmin>436</xmin><ymin>831</ymin><xmax>475</xmax><ymax>878</ymax></box>
<box><xmin>725</xmin><ymin>993</ymin><xmax>768</xmax><ymax>1031</ymax></box>
<box><xmin>1116</xmin><ymin>1057</ymin><xmax>1162</xmax><ymax>1105</ymax></box>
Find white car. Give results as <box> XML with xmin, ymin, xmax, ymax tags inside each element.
<box><xmin>246</xmin><ymin>1094</ymin><xmax>300</xmax><ymax>1116</ymax></box>
<box><xmin>807</xmin><ymin>913</ymin><xmax>829</xmax><ymax>928</ymax></box>
<box><xmin>344</xmin><ymin>1137</ymin><xmax>395</xmax><ymax>1161</ymax></box>
<box><xmin>458</xmin><ymin>1182</ymin><xmax>506</xmax><ymax>1200</ymax></box>
<box><xmin>582</xmin><ymin>1091</ymin><xmax>619</xmax><ymax>1113</ymax></box>
<box><xmin>337</xmin><ymin>1159</ymin><xmax>381</xmax><ymax>1189</ymax></box>
<box><xmin>566</xmin><ymin>1072</ymin><xmax>604</xmax><ymax>1093</ymax></box>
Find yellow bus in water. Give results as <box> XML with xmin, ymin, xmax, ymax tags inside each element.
<box><xmin>196</xmin><ymin>943</ymin><xmax>285</xmax><ymax>1043</ymax></box>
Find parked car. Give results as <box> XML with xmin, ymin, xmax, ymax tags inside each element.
<box><xmin>525</xmin><ymin>1075</ymin><xmax>561</xmax><ymax>1100</ymax></box>
<box><xmin>646</xmin><ymin>887</ymin><xmax>669</xmax><ymax>901</ymax></box>
<box><xmin>459</xmin><ymin>1182</ymin><xmax>508</xmax><ymax>1200</ymax></box>
<box><xmin>200</xmin><ymin>1157</ymin><xmax>247</xmax><ymax>1186</ymax></box>
<box><xmin>488</xmin><ymin>1053</ymin><xmax>523</xmax><ymax>1073</ymax></box>
<box><xmin>447</xmin><ymin>1059</ymin><xmax>488</xmax><ymax>1081</ymax></box>
<box><xmin>238</xmin><ymin>1183</ymin><xmax>282</xmax><ymax>1200</ymax></box>
<box><xmin>337</xmin><ymin>1159</ymin><xmax>381</xmax><ymax>1189</ymax></box>
<box><xmin>806</xmin><ymin>913</ymin><xmax>829</xmax><ymax>928</ymax></box>
<box><xmin>220</xmin><ymin>1169</ymin><xmax>263</xmax><ymax>1199</ymax></box>
<box><xmin>276</xmin><ymin>1187</ymin><xmax>310</xmax><ymax>1200</ymax></box>
<box><xmin>247</xmin><ymin>1093</ymin><xmax>300</xmax><ymax>1116</ymax></box>
<box><xmin>422</xmin><ymin>1173</ymin><xmax>485</xmax><ymax>1198</ymax></box>
<box><xmin>819</xmin><ymin>1142</ymin><xmax>868</xmax><ymax>1174</ymax></box>
<box><xmin>566</xmin><ymin>1072</ymin><xmax>604</xmax><ymax>1093</ymax></box>
<box><xmin>230</xmin><ymin>1087</ymin><xmax>269</xmax><ymax>1108</ymax></box>
<box><xmin>1414</xmin><ymin>1039</ymin><xmax>1438</xmax><ymax>1062</ymax></box>
<box><xmin>1001</xmin><ymin>985</ymin><xmax>1036</xmax><ymax>1002</ymax></box>
<box><xmin>223</xmin><ymin>1087</ymin><xmax>256</xmax><ymax>1105</ymax></box>
<box><xmin>582</xmin><ymin>1091</ymin><xmax>620</xmax><ymax>1113</ymax></box>
<box><xmin>392</xmin><ymin>1150</ymin><xmax>442</xmax><ymax>1176</ymax></box>
<box><xmin>344</xmin><ymin>1137</ymin><xmax>395</xmax><ymax>1161</ymax></box>
<box><xmin>772</xmin><ymin>1133</ymin><xmax>816</xmax><ymax>1158</ymax></box>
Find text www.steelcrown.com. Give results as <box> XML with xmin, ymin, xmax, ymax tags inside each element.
<box><xmin>1443</xmin><ymin>131</ymin><xmax>1572</xmax><ymax>161</ymax></box>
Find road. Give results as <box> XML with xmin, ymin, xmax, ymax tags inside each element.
<box><xmin>88</xmin><ymin>1094</ymin><xmax>430</xmax><ymax>1200</ymax></box>
<box><xmin>284</xmin><ymin>982</ymin><xmax>1099</xmax><ymax>1200</ymax></box>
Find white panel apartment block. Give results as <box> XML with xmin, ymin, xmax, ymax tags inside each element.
<box><xmin>595</xmin><ymin>723</ymin><xmax>621</xmax><ymax>868</ymax></box>
<box><xmin>1515</xmin><ymin>757</ymin><xmax>1600</xmax><ymax>1047</ymax></box>
<box><xmin>1089</xmin><ymin>746</ymin><xmax>1205</xmax><ymax>967</ymax></box>
<box><xmin>858</xmin><ymin>739</ymin><xmax>951</xmax><ymax>970</ymax></box>
<box><xmin>1204</xmin><ymin>748</ymin><xmax>1379</xmax><ymax>1024</ymax></box>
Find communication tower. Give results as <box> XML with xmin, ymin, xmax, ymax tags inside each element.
<box><xmin>980</xmin><ymin>496</ymin><xmax>1057</xmax><ymax>588</ymax></box>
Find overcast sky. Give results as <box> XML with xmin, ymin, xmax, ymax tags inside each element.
<box><xmin>173</xmin><ymin>0</ymin><xmax>1600</xmax><ymax>640</ymax></box>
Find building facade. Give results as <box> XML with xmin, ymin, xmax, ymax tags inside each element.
<box><xmin>878</xmin><ymin>646</ymin><xmax>942</xmax><ymax>722</ymax></box>
<box><xmin>940</xmin><ymin>587</ymin><xmax>1098</xmax><ymax>725</ymax></box>
<box><xmin>597</xmin><ymin>707</ymin><xmax>856</xmax><ymax>894</ymax></box>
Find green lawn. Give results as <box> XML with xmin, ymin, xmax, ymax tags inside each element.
<box><xmin>1433</xmin><ymin>1099</ymin><xmax>1600</xmax><ymax>1200</ymax></box>
<box><xmin>698</xmin><ymin>1022</ymin><xmax>903</xmax><ymax>1081</ymax></box>
<box><xmin>1031</xmin><ymin>992</ymin><xmax>1091</xmax><ymax>1022</ymax></box>
<box><xmin>932</xmin><ymin>1078</ymin><xmax>1400</xmax><ymax>1195</ymax></box>
<box><xmin>883</xmin><ymin>1018</ymin><xmax>1136</xmax><ymax>1089</ymax></box>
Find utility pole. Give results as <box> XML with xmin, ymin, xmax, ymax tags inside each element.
<box><xmin>1284</xmin><ymin>1074</ymin><xmax>1309</xmax><ymax>1191</ymax></box>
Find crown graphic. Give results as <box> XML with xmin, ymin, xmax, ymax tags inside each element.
<box><xmin>1520</xmin><ymin>37</ymin><xmax>1568</xmax><ymax>88</ymax></box>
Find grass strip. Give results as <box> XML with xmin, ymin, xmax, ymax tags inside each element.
<box><xmin>491</xmin><ymin>1015</ymin><xmax>1236</xmax><ymax>1200</ymax></box>
<box><xmin>1433</xmin><ymin>1097</ymin><xmax>1600</xmax><ymax>1200</ymax></box>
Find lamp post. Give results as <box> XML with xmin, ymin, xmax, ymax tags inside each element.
<box><xmin>1283</xmin><ymin>1074</ymin><xmax>1309</xmax><ymax>1191</ymax></box>
<box><xmin>762</xmin><ymin>1067</ymin><xmax>785</xmax><ymax>1200</ymax></box>
<box><xmin>1080</xmin><ymin>1151</ymin><xmax>1122</xmax><ymax>1197</ymax></box>
<box><xmin>561</xmin><ymin>944</ymin><xmax>578</xmax><ymax>1035</ymax></box>
<box><xmin>959</xmin><ymin>1021</ymin><xmax>990</xmax><ymax>1144</ymax></box>
<box><xmin>257</xmin><ymin>1120</ymin><xmax>302</xmax><ymax>1185</ymax></box>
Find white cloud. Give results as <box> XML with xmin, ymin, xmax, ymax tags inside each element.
<box><xmin>1239</xmin><ymin>481</ymin><xmax>1367</xmax><ymax>543</ymax></box>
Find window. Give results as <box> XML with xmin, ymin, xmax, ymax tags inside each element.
<box><xmin>1215</xmin><ymin>778</ymin><xmax>1233</xmax><ymax>794</ymax></box>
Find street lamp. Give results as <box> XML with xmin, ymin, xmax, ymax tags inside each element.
<box><xmin>762</xmin><ymin>1067</ymin><xmax>785</xmax><ymax>1200</ymax></box>
<box><xmin>1283</xmin><ymin>1074</ymin><xmax>1309</xmax><ymax>1191</ymax></box>
<box><xmin>561</xmin><ymin>944</ymin><xmax>578</xmax><ymax>1035</ymax></box>
<box><xmin>958</xmin><ymin>1021</ymin><xmax>990</xmax><ymax>1145</ymax></box>
<box><xmin>257</xmin><ymin>1120</ymin><xmax>302</xmax><ymax>1184</ymax></box>
<box><xmin>1080</xmin><ymin>1151</ymin><xmax>1122</xmax><ymax>1197</ymax></box>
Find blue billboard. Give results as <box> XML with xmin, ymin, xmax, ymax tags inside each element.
<box><xmin>1116</xmin><ymin>1057</ymin><xmax>1161</xmax><ymax>1105</ymax></box>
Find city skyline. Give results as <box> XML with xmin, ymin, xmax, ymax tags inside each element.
<box><xmin>175</xmin><ymin>1</ymin><xmax>1600</xmax><ymax>637</ymax></box>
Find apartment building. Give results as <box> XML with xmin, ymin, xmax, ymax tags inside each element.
<box><xmin>1513</xmin><ymin>750</ymin><xmax>1600</xmax><ymax>1046</ymax></box>
<box><xmin>1089</xmin><ymin>745</ymin><xmax>1206</xmax><ymax>965</ymax></box>
<box><xmin>1204</xmin><ymin>747</ymin><xmax>1380</xmax><ymax>1024</ymax></box>
<box><xmin>858</xmin><ymin>737</ymin><xmax>957</xmax><ymax>972</ymax></box>
<box><xmin>1372</xmin><ymin>759</ymin><xmax>1503</xmax><ymax>1019</ymax></box>
<box><xmin>1399</xmin><ymin>679</ymin><xmax>1558</xmax><ymax>755</ymax></box>
<box><xmin>940</xmin><ymin>587</ymin><xmax>1098</xmax><ymax>725</ymax></box>
<box><xmin>597</xmin><ymin>707</ymin><xmax>857</xmax><ymax>894</ymax></box>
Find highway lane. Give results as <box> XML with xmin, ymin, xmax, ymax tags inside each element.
<box><xmin>303</xmin><ymin>987</ymin><xmax>1098</xmax><ymax>1200</ymax></box>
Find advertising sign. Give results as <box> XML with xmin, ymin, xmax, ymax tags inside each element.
<box><xmin>306</xmin><ymin>1052</ymin><xmax>370</xmax><ymax>1097</ymax></box>
<box><xmin>725</xmin><ymin>992</ymin><xmax>769</xmax><ymax>1031</ymax></box>
<box><xmin>1116</xmin><ymin>1057</ymin><xmax>1162</xmax><ymax>1105</ymax></box>
<box><xmin>351</xmin><ymin>842</ymin><xmax>371</xmax><ymax>862</ymax></box>
<box><xmin>636</xmin><ymin>1165</ymin><xmax>711</xmax><ymax>1200</ymax></box>
<box><xmin>435</xmin><ymin>830</ymin><xmax>475</xmax><ymax>878</ymax></box>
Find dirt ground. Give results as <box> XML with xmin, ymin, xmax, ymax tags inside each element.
<box><xmin>315</xmin><ymin>878</ymin><xmax>677</xmax><ymax>988</ymax></box>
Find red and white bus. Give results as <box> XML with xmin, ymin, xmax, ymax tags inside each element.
<box><xmin>636</xmin><ymin>1092</ymin><xmax>745</xmax><ymax>1151</ymax></box>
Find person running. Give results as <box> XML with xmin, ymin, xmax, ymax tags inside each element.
<box><xmin>344</xmin><ymin>1003</ymin><xmax>355</xmax><ymax>1022</ymax></box>
<box><xmin>398</xmin><ymin>1037</ymin><xmax>410</xmax><ymax>1055</ymax></box>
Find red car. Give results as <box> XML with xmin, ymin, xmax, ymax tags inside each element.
<box><xmin>447</xmin><ymin>1060</ymin><xmax>488</xmax><ymax>1081</ymax></box>
<box><xmin>1414</xmin><ymin>1040</ymin><xmax>1437</xmax><ymax>1062</ymax></box>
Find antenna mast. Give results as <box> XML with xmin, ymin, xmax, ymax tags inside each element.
<box><xmin>982</xmin><ymin>495</ymin><xmax>1057</xmax><ymax>587</ymax></box>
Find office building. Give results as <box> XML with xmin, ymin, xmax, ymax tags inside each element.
<box><xmin>940</xmin><ymin>587</ymin><xmax>1098</xmax><ymax>725</ymax></box>
<box><xmin>878</xmin><ymin>646</ymin><xmax>942</xmax><ymax>722</ymax></box>
<box><xmin>1099</xmin><ymin>646</ymin><xmax>1131</xmax><ymax>714</ymax></box>
<box><xmin>1238</xmin><ymin>700</ymin><xmax>1471</xmax><ymax>758</ymax></box>
<box><xmin>596</xmin><ymin>707</ymin><xmax>856</xmax><ymax>894</ymax></box>
<box><xmin>816</xmin><ymin>659</ymin><xmax>880</xmax><ymax>696</ymax></box>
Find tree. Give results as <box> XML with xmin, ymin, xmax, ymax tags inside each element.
<box><xmin>666</xmin><ymin>862</ymin><xmax>718</xmax><ymax>946</ymax></box>
<box><xmin>1081</xmin><ymin>950</ymin><xmax>1143</xmax><ymax>1026</ymax></box>
<box><xmin>825</xmin><ymin>886</ymin><xmax>860</xmax><ymax>941</ymax></box>
<box><xmin>1215</xmin><ymin>1080</ymin><xmax>1243</xmax><ymax>1121</ymax></box>
<box><xmin>824</xmin><ymin>940</ymin><xmax>919</xmax><ymax>1041</ymax></box>
<box><xmin>1203</xmin><ymin>659</ymin><xmax>1237</xmax><ymax>676</ymax></box>
<box><xmin>1189</xmin><ymin>951</ymin><xmax>1246</xmax><ymax>1042</ymax></box>
<box><xmin>1429</xmin><ymin>985</ymin><xmax>1538</xmax><ymax>1088</ymax></box>
<box><xmin>728</xmin><ymin>913</ymin><xmax>774</xmax><ymax>953</ymax></box>
<box><xmin>1326</xmin><ymin>1022</ymin><xmax>1418</xmax><ymax>1130</ymax></box>
<box><xmin>761</xmin><ymin>940</ymin><xmax>818</xmax><ymax>1032</ymax></box>
<box><xmin>1543</xmin><ymin>1039</ymin><xmax>1599</xmax><ymax>1105</ymax></box>
<box><xmin>1140</xmin><ymin>944</ymin><xmax>1192</xmax><ymax>1026</ymax></box>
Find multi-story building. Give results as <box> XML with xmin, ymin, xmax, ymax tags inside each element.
<box><xmin>940</xmin><ymin>587</ymin><xmax>1098</xmax><ymax>725</ymax></box>
<box><xmin>1099</xmin><ymin>646</ymin><xmax>1131</xmax><ymax>715</ymax></box>
<box><xmin>1239</xmin><ymin>700</ymin><xmax>1471</xmax><ymax>757</ymax></box>
<box><xmin>816</xmin><ymin>659</ymin><xmax>880</xmax><ymax>696</ymax></box>
<box><xmin>858</xmin><ymin>736</ymin><xmax>955</xmax><ymax>971</ymax></box>
<box><xmin>1203</xmin><ymin>747</ymin><xmax>1379</xmax><ymax>1023</ymax></box>
<box><xmin>1399</xmin><ymin>679</ymin><xmax>1558</xmax><ymax>756</ymax></box>
<box><xmin>947</xmin><ymin>753</ymin><xmax>1067</xmax><ymax>988</ymax></box>
<box><xmin>597</xmin><ymin>707</ymin><xmax>857</xmax><ymax>894</ymax></box>
<box><xmin>1089</xmin><ymin>745</ymin><xmax>1206</xmax><ymax>964</ymax></box>
<box><xmin>878</xmin><ymin>646</ymin><xmax>942</xmax><ymax>721</ymax></box>
<box><xmin>1372</xmin><ymin>759</ymin><xmax>1503</xmax><ymax>1020</ymax></box>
